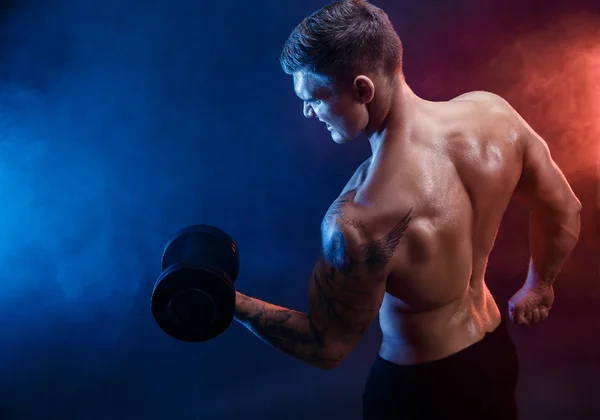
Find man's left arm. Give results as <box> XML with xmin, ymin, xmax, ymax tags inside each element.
<box><xmin>234</xmin><ymin>206</ymin><xmax>411</xmax><ymax>370</ymax></box>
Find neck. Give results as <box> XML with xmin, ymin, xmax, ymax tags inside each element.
<box><xmin>366</xmin><ymin>77</ymin><xmax>422</xmax><ymax>156</ymax></box>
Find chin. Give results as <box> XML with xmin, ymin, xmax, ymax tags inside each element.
<box><xmin>331</xmin><ymin>131</ymin><xmax>356</xmax><ymax>145</ymax></box>
<box><xmin>331</xmin><ymin>135</ymin><xmax>347</xmax><ymax>144</ymax></box>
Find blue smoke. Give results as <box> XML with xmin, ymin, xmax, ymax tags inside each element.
<box><xmin>0</xmin><ymin>0</ymin><xmax>369</xmax><ymax>418</ymax></box>
<box><xmin>0</xmin><ymin>0</ymin><xmax>598</xmax><ymax>418</ymax></box>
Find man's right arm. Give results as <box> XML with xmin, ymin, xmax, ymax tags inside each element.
<box><xmin>513</xmin><ymin>121</ymin><xmax>582</xmax><ymax>288</ymax></box>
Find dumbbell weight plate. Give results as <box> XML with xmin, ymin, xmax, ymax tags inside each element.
<box><xmin>152</xmin><ymin>262</ymin><xmax>236</xmax><ymax>342</ymax></box>
<box><xmin>152</xmin><ymin>224</ymin><xmax>240</xmax><ymax>342</ymax></box>
<box><xmin>161</xmin><ymin>225</ymin><xmax>239</xmax><ymax>281</ymax></box>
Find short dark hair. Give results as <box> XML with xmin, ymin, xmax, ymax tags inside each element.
<box><xmin>280</xmin><ymin>0</ymin><xmax>403</xmax><ymax>84</ymax></box>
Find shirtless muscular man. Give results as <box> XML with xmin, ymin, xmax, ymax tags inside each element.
<box><xmin>233</xmin><ymin>1</ymin><xmax>581</xmax><ymax>419</ymax></box>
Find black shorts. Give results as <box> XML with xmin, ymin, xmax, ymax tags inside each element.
<box><xmin>363</xmin><ymin>317</ymin><xmax>519</xmax><ymax>420</ymax></box>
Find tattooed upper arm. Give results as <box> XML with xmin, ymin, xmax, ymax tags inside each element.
<box><xmin>308</xmin><ymin>191</ymin><xmax>413</xmax><ymax>367</ymax></box>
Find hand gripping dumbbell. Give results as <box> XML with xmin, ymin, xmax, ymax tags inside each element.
<box><xmin>151</xmin><ymin>225</ymin><xmax>239</xmax><ymax>342</ymax></box>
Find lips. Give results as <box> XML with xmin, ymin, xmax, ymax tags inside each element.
<box><xmin>319</xmin><ymin>120</ymin><xmax>332</xmax><ymax>131</ymax></box>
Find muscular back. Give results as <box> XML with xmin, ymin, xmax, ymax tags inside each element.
<box><xmin>331</xmin><ymin>92</ymin><xmax>526</xmax><ymax>364</ymax></box>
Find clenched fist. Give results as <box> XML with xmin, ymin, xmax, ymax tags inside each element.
<box><xmin>508</xmin><ymin>282</ymin><xmax>554</xmax><ymax>326</ymax></box>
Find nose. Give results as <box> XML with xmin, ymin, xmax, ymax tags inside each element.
<box><xmin>303</xmin><ymin>102</ymin><xmax>315</xmax><ymax>119</ymax></box>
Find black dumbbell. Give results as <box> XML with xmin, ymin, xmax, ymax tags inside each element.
<box><xmin>151</xmin><ymin>225</ymin><xmax>239</xmax><ymax>342</ymax></box>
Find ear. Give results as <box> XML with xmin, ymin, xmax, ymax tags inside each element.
<box><xmin>353</xmin><ymin>75</ymin><xmax>375</xmax><ymax>104</ymax></box>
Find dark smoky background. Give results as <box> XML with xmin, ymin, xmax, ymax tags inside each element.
<box><xmin>0</xmin><ymin>0</ymin><xmax>597</xmax><ymax>418</ymax></box>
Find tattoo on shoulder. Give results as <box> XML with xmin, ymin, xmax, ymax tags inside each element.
<box><xmin>324</xmin><ymin>190</ymin><xmax>365</xmax><ymax>230</ymax></box>
<box><xmin>358</xmin><ymin>210</ymin><xmax>413</xmax><ymax>272</ymax></box>
<box><xmin>324</xmin><ymin>203</ymin><xmax>413</xmax><ymax>274</ymax></box>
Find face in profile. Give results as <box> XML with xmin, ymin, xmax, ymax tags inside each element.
<box><xmin>293</xmin><ymin>70</ymin><xmax>371</xmax><ymax>144</ymax></box>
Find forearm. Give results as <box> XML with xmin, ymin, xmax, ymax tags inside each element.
<box><xmin>527</xmin><ymin>204</ymin><xmax>581</xmax><ymax>287</ymax></box>
<box><xmin>234</xmin><ymin>292</ymin><xmax>337</xmax><ymax>369</ymax></box>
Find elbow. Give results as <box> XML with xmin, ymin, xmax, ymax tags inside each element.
<box><xmin>567</xmin><ymin>195</ymin><xmax>582</xmax><ymax>215</ymax></box>
<box><xmin>314</xmin><ymin>350</ymin><xmax>346</xmax><ymax>370</ymax></box>
<box><xmin>553</xmin><ymin>196</ymin><xmax>582</xmax><ymax>219</ymax></box>
<box><xmin>561</xmin><ymin>198</ymin><xmax>582</xmax><ymax>243</ymax></box>
<box><xmin>548</xmin><ymin>196</ymin><xmax>581</xmax><ymax>223</ymax></box>
<box><xmin>567</xmin><ymin>196</ymin><xmax>582</xmax><ymax>229</ymax></box>
<box><xmin>317</xmin><ymin>359</ymin><xmax>342</xmax><ymax>371</ymax></box>
<box><xmin>312</xmin><ymin>341</ymin><xmax>352</xmax><ymax>370</ymax></box>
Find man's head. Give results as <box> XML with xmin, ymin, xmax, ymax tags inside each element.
<box><xmin>280</xmin><ymin>0</ymin><xmax>403</xmax><ymax>144</ymax></box>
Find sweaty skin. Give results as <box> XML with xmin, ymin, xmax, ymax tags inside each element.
<box><xmin>349</xmin><ymin>92</ymin><xmax>523</xmax><ymax>365</ymax></box>
<box><xmin>235</xmin><ymin>86</ymin><xmax>581</xmax><ymax>369</ymax></box>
